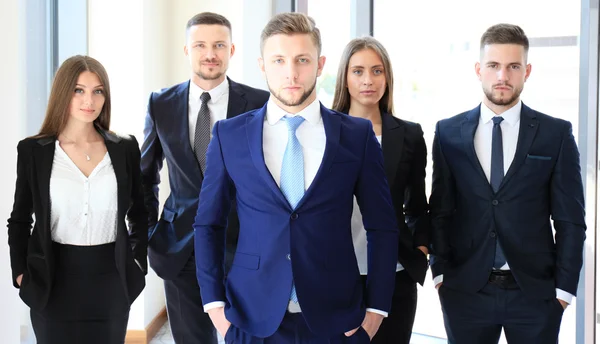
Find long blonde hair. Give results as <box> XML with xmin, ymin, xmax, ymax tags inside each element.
<box><xmin>332</xmin><ymin>37</ymin><xmax>394</xmax><ymax>114</ymax></box>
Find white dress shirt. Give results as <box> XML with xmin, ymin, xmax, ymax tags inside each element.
<box><xmin>50</xmin><ymin>141</ymin><xmax>118</xmax><ymax>245</ymax></box>
<box><xmin>433</xmin><ymin>101</ymin><xmax>574</xmax><ymax>304</ymax></box>
<box><xmin>205</xmin><ymin>98</ymin><xmax>388</xmax><ymax>316</ymax></box>
<box><xmin>351</xmin><ymin>136</ymin><xmax>404</xmax><ymax>275</ymax></box>
<box><xmin>188</xmin><ymin>78</ymin><xmax>230</xmax><ymax>147</ymax></box>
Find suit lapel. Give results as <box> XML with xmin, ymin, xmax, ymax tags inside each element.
<box><xmin>175</xmin><ymin>82</ymin><xmax>203</xmax><ymax>178</ymax></box>
<box><xmin>35</xmin><ymin>137</ymin><xmax>56</xmax><ymax>248</ymax></box>
<box><xmin>227</xmin><ymin>78</ymin><xmax>248</xmax><ymax>119</ymax></box>
<box><xmin>103</xmin><ymin>132</ymin><xmax>127</xmax><ymax>218</ymax></box>
<box><xmin>296</xmin><ymin>105</ymin><xmax>340</xmax><ymax>210</ymax></box>
<box><xmin>246</xmin><ymin>105</ymin><xmax>289</xmax><ymax>208</ymax></box>
<box><xmin>461</xmin><ymin>106</ymin><xmax>489</xmax><ymax>186</ymax></box>
<box><xmin>499</xmin><ymin>104</ymin><xmax>539</xmax><ymax>190</ymax></box>
<box><xmin>381</xmin><ymin>113</ymin><xmax>404</xmax><ymax>185</ymax></box>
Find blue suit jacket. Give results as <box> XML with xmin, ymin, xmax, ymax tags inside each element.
<box><xmin>429</xmin><ymin>103</ymin><xmax>586</xmax><ymax>300</ymax></box>
<box><xmin>193</xmin><ymin>103</ymin><xmax>399</xmax><ymax>338</ymax></box>
<box><xmin>141</xmin><ymin>78</ymin><xmax>269</xmax><ymax>279</ymax></box>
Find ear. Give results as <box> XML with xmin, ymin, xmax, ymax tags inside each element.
<box><xmin>184</xmin><ymin>44</ymin><xmax>189</xmax><ymax>58</ymax></box>
<box><xmin>525</xmin><ymin>63</ymin><xmax>532</xmax><ymax>82</ymax></box>
<box><xmin>317</xmin><ymin>56</ymin><xmax>326</xmax><ymax>77</ymax></box>
<box><xmin>475</xmin><ymin>62</ymin><xmax>482</xmax><ymax>81</ymax></box>
<box><xmin>230</xmin><ymin>43</ymin><xmax>236</xmax><ymax>58</ymax></box>
<box><xmin>258</xmin><ymin>57</ymin><xmax>265</xmax><ymax>74</ymax></box>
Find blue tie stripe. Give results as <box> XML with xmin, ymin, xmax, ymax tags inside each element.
<box><xmin>280</xmin><ymin>116</ymin><xmax>305</xmax><ymax>303</ymax></box>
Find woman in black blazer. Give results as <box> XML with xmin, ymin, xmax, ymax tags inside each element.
<box><xmin>7</xmin><ymin>55</ymin><xmax>148</xmax><ymax>344</ymax></box>
<box><xmin>332</xmin><ymin>37</ymin><xmax>430</xmax><ymax>344</ymax></box>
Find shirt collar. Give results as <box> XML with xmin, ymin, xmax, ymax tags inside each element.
<box><xmin>480</xmin><ymin>101</ymin><xmax>521</xmax><ymax>127</ymax></box>
<box><xmin>189</xmin><ymin>78</ymin><xmax>229</xmax><ymax>103</ymax></box>
<box><xmin>266</xmin><ymin>97</ymin><xmax>322</xmax><ymax>126</ymax></box>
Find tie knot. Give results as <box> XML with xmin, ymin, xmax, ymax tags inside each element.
<box><xmin>492</xmin><ymin>116</ymin><xmax>504</xmax><ymax>125</ymax></box>
<box><xmin>283</xmin><ymin>116</ymin><xmax>305</xmax><ymax>132</ymax></box>
<box><xmin>200</xmin><ymin>92</ymin><xmax>211</xmax><ymax>103</ymax></box>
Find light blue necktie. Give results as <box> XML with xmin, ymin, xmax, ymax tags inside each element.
<box><xmin>280</xmin><ymin>116</ymin><xmax>305</xmax><ymax>303</ymax></box>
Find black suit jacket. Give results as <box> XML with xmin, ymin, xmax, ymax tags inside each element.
<box><xmin>429</xmin><ymin>103</ymin><xmax>586</xmax><ymax>299</ymax></box>
<box><xmin>142</xmin><ymin>78</ymin><xmax>269</xmax><ymax>279</ymax></box>
<box><xmin>381</xmin><ymin>113</ymin><xmax>430</xmax><ymax>285</ymax></box>
<box><xmin>7</xmin><ymin>130</ymin><xmax>148</xmax><ymax>311</ymax></box>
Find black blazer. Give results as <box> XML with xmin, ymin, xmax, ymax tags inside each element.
<box><xmin>7</xmin><ymin>130</ymin><xmax>148</xmax><ymax>311</ymax></box>
<box><xmin>381</xmin><ymin>113</ymin><xmax>430</xmax><ymax>285</ymax></box>
<box><xmin>142</xmin><ymin>77</ymin><xmax>269</xmax><ymax>279</ymax></box>
<box><xmin>429</xmin><ymin>104</ymin><xmax>586</xmax><ymax>299</ymax></box>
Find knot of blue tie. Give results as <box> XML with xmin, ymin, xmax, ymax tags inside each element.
<box><xmin>200</xmin><ymin>92</ymin><xmax>211</xmax><ymax>103</ymax></box>
<box><xmin>283</xmin><ymin>116</ymin><xmax>305</xmax><ymax>132</ymax></box>
<box><xmin>492</xmin><ymin>116</ymin><xmax>504</xmax><ymax>125</ymax></box>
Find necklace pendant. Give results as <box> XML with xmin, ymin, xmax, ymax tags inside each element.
<box><xmin>85</xmin><ymin>154</ymin><xmax>91</xmax><ymax>161</ymax></box>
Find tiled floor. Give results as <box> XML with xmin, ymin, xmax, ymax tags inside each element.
<box><xmin>147</xmin><ymin>321</ymin><xmax>446</xmax><ymax>344</ymax></box>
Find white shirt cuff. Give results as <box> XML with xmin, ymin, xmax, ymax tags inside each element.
<box><xmin>433</xmin><ymin>274</ymin><xmax>444</xmax><ymax>287</ymax></box>
<box><xmin>556</xmin><ymin>289</ymin><xmax>574</xmax><ymax>305</ymax></box>
<box><xmin>366</xmin><ymin>308</ymin><xmax>388</xmax><ymax>318</ymax></box>
<box><xmin>203</xmin><ymin>301</ymin><xmax>226</xmax><ymax>313</ymax></box>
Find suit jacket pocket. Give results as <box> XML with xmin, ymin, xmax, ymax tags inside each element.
<box><xmin>526</xmin><ymin>154</ymin><xmax>552</xmax><ymax>161</ymax></box>
<box><xmin>232</xmin><ymin>252</ymin><xmax>260</xmax><ymax>270</ymax></box>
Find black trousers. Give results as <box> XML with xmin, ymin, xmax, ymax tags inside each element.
<box><xmin>164</xmin><ymin>252</ymin><xmax>217</xmax><ymax>344</ymax></box>
<box><xmin>31</xmin><ymin>242</ymin><xmax>130</xmax><ymax>344</ymax></box>
<box><xmin>360</xmin><ymin>270</ymin><xmax>418</xmax><ymax>344</ymax></box>
<box><xmin>439</xmin><ymin>280</ymin><xmax>564</xmax><ymax>344</ymax></box>
<box><xmin>224</xmin><ymin>312</ymin><xmax>370</xmax><ymax>344</ymax></box>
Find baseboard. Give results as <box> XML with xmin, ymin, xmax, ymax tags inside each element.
<box><xmin>125</xmin><ymin>307</ymin><xmax>168</xmax><ymax>344</ymax></box>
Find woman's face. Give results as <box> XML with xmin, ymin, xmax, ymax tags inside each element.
<box><xmin>68</xmin><ymin>71</ymin><xmax>105</xmax><ymax>124</ymax></box>
<box><xmin>346</xmin><ymin>48</ymin><xmax>387</xmax><ymax>109</ymax></box>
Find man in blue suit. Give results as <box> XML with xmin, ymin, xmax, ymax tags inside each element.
<box><xmin>193</xmin><ymin>13</ymin><xmax>399</xmax><ymax>344</ymax></box>
<box><xmin>141</xmin><ymin>12</ymin><xmax>269</xmax><ymax>344</ymax></box>
<box><xmin>430</xmin><ymin>24</ymin><xmax>586</xmax><ymax>343</ymax></box>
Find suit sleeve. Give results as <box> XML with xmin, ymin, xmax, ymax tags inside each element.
<box><xmin>140</xmin><ymin>93</ymin><xmax>164</xmax><ymax>229</ymax></box>
<box><xmin>7</xmin><ymin>141</ymin><xmax>34</xmax><ymax>288</ymax></box>
<box><xmin>404</xmin><ymin>124</ymin><xmax>430</xmax><ymax>249</ymax></box>
<box><xmin>354</xmin><ymin>123</ymin><xmax>399</xmax><ymax>313</ymax></box>
<box><xmin>551</xmin><ymin>122</ymin><xmax>586</xmax><ymax>295</ymax></box>
<box><xmin>194</xmin><ymin>121</ymin><xmax>235</xmax><ymax>305</ymax></box>
<box><xmin>429</xmin><ymin>121</ymin><xmax>456</xmax><ymax>278</ymax></box>
<box><xmin>127</xmin><ymin>136</ymin><xmax>149</xmax><ymax>274</ymax></box>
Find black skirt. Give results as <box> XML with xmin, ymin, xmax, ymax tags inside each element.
<box><xmin>31</xmin><ymin>242</ymin><xmax>130</xmax><ymax>344</ymax></box>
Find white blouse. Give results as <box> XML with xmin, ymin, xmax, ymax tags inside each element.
<box><xmin>49</xmin><ymin>141</ymin><xmax>119</xmax><ymax>245</ymax></box>
<box><xmin>351</xmin><ymin>135</ymin><xmax>403</xmax><ymax>275</ymax></box>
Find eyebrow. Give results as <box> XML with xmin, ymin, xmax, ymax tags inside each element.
<box><xmin>76</xmin><ymin>83</ymin><xmax>104</xmax><ymax>88</ymax></box>
<box><xmin>350</xmin><ymin>64</ymin><xmax>384</xmax><ymax>69</ymax></box>
<box><xmin>271</xmin><ymin>54</ymin><xmax>311</xmax><ymax>59</ymax></box>
<box><xmin>192</xmin><ymin>40</ymin><xmax>227</xmax><ymax>44</ymax></box>
<box><xmin>486</xmin><ymin>61</ymin><xmax>523</xmax><ymax>66</ymax></box>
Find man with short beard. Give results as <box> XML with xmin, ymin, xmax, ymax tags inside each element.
<box><xmin>141</xmin><ymin>12</ymin><xmax>268</xmax><ymax>344</ymax></box>
<box><xmin>429</xmin><ymin>23</ymin><xmax>585</xmax><ymax>344</ymax></box>
<box><xmin>193</xmin><ymin>12</ymin><xmax>399</xmax><ymax>344</ymax></box>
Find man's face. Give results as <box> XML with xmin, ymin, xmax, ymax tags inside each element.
<box><xmin>259</xmin><ymin>33</ymin><xmax>325</xmax><ymax>112</ymax></box>
<box><xmin>184</xmin><ymin>24</ymin><xmax>234</xmax><ymax>82</ymax></box>
<box><xmin>476</xmin><ymin>43</ymin><xmax>531</xmax><ymax>109</ymax></box>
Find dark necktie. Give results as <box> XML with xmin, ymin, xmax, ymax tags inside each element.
<box><xmin>491</xmin><ymin>116</ymin><xmax>506</xmax><ymax>268</ymax></box>
<box><xmin>194</xmin><ymin>92</ymin><xmax>211</xmax><ymax>173</ymax></box>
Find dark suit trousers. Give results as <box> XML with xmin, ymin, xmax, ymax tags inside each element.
<box><xmin>439</xmin><ymin>282</ymin><xmax>564</xmax><ymax>344</ymax></box>
<box><xmin>164</xmin><ymin>252</ymin><xmax>217</xmax><ymax>344</ymax></box>
<box><xmin>224</xmin><ymin>312</ymin><xmax>370</xmax><ymax>344</ymax></box>
<box><xmin>360</xmin><ymin>270</ymin><xmax>417</xmax><ymax>344</ymax></box>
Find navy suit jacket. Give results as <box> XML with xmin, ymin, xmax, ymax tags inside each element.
<box><xmin>429</xmin><ymin>103</ymin><xmax>586</xmax><ymax>300</ymax></box>
<box><xmin>141</xmin><ymin>78</ymin><xmax>269</xmax><ymax>279</ymax></box>
<box><xmin>193</xmin><ymin>103</ymin><xmax>399</xmax><ymax>338</ymax></box>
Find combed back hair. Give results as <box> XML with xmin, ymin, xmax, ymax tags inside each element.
<box><xmin>36</xmin><ymin>55</ymin><xmax>111</xmax><ymax>138</ymax></box>
<box><xmin>260</xmin><ymin>12</ymin><xmax>321</xmax><ymax>55</ymax></box>
<box><xmin>186</xmin><ymin>12</ymin><xmax>232</xmax><ymax>38</ymax></box>
<box><xmin>332</xmin><ymin>37</ymin><xmax>395</xmax><ymax>115</ymax></box>
<box><xmin>480</xmin><ymin>23</ymin><xmax>529</xmax><ymax>54</ymax></box>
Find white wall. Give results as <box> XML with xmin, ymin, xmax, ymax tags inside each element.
<box><xmin>0</xmin><ymin>0</ymin><xmax>27</xmax><ymax>343</ymax></box>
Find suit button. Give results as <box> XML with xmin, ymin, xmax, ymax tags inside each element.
<box><xmin>492</xmin><ymin>200</ymin><xmax>499</xmax><ymax>206</ymax></box>
<box><xmin>290</xmin><ymin>213</ymin><xmax>299</xmax><ymax>220</ymax></box>
<box><xmin>286</xmin><ymin>254</ymin><xmax>291</xmax><ymax>260</ymax></box>
<box><xmin>490</xmin><ymin>232</ymin><xmax>496</xmax><ymax>238</ymax></box>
